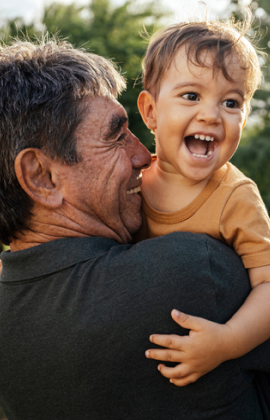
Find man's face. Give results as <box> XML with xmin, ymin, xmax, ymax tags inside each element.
<box><xmin>150</xmin><ymin>47</ymin><xmax>247</xmax><ymax>183</ymax></box>
<box><xmin>60</xmin><ymin>96</ymin><xmax>151</xmax><ymax>243</ymax></box>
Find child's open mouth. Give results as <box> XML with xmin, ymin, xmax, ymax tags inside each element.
<box><xmin>185</xmin><ymin>134</ymin><xmax>217</xmax><ymax>158</ymax></box>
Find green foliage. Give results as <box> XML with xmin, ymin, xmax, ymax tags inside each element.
<box><xmin>229</xmin><ymin>0</ymin><xmax>270</xmax><ymax>212</ymax></box>
<box><xmin>0</xmin><ymin>17</ymin><xmax>37</xmax><ymax>41</ymax></box>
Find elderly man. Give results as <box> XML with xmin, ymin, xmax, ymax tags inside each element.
<box><xmin>0</xmin><ymin>39</ymin><xmax>269</xmax><ymax>420</ymax></box>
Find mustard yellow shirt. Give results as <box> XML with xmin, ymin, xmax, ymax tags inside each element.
<box><xmin>138</xmin><ymin>162</ymin><xmax>270</xmax><ymax>269</ymax></box>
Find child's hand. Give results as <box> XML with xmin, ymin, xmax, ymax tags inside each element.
<box><xmin>145</xmin><ymin>309</ymin><xmax>234</xmax><ymax>387</ymax></box>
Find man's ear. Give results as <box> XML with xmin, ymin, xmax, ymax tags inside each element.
<box><xmin>14</xmin><ymin>148</ymin><xmax>63</xmax><ymax>208</ymax></box>
<box><xmin>137</xmin><ymin>90</ymin><xmax>157</xmax><ymax>130</ymax></box>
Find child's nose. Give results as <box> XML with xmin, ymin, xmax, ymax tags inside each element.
<box><xmin>196</xmin><ymin>103</ymin><xmax>222</xmax><ymax>125</ymax></box>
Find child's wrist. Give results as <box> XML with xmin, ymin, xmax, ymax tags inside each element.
<box><xmin>223</xmin><ymin>322</ymin><xmax>244</xmax><ymax>360</ymax></box>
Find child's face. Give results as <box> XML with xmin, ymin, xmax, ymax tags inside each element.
<box><xmin>148</xmin><ymin>47</ymin><xmax>247</xmax><ymax>183</ymax></box>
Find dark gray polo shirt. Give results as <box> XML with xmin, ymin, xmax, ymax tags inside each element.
<box><xmin>0</xmin><ymin>232</ymin><xmax>269</xmax><ymax>419</ymax></box>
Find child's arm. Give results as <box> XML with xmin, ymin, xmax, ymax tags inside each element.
<box><xmin>145</xmin><ymin>265</ymin><xmax>270</xmax><ymax>387</ymax></box>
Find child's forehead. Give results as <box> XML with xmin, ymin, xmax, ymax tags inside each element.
<box><xmin>170</xmin><ymin>45</ymin><xmax>242</xmax><ymax>75</ymax></box>
<box><xmin>161</xmin><ymin>45</ymin><xmax>248</xmax><ymax>92</ymax></box>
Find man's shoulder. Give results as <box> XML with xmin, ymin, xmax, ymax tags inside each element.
<box><xmin>121</xmin><ymin>232</ymin><xmax>248</xmax><ymax>288</ymax></box>
<box><xmin>131</xmin><ymin>231</ymin><xmax>234</xmax><ymax>258</ymax></box>
<box><xmin>130</xmin><ymin>232</ymin><xmax>210</xmax><ymax>269</ymax></box>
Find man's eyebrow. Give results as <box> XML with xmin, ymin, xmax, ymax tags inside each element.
<box><xmin>104</xmin><ymin>115</ymin><xmax>128</xmax><ymax>140</ymax></box>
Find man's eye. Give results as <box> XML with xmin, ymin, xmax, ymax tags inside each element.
<box><xmin>182</xmin><ymin>93</ymin><xmax>199</xmax><ymax>101</ymax></box>
<box><xmin>222</xmin><ymin>99</ymin><xmax>238</xmax><ymax>108</ymax></box>
<box><xmin>117</xmin><ymin>133</ymin><xmax>127</xmax><ymax>141</ymax></box>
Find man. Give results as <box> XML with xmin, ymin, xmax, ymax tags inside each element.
<box><xmin>0</xmin><ymin>39</ymin><xmax>269</xmax><ymax>420</ymax></box>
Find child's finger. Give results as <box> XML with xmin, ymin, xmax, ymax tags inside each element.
<box><xmin>170</xmin><ymin>373</ymin><xmax>200</xmax><ymax>387</ymax></box>
<box><xmin>145</xmin><ymin>348</ymin><xmax>184</xmax><ymax>363</ymax></box>
<box><xmin>149</xmin><ymin>333</ymin><xmax>186</xmax><ymax>350</ymax></box>
<box><xmin>157</xmin><ymin>362</ymin><xmax>191</xmax><ymax>379</ymax></box>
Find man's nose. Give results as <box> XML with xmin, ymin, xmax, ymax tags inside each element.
<box><xmin>128</xmin><ymin>132</ymin><xmax>151</xmax><ymax>169</ymax></box>
<box><xmin>196</xmin><ymin>102</ymin><xmax>222</xmax><ymax>125</ymax></box>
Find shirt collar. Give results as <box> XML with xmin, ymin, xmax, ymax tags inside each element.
<box><xmin>0</xmin><ymin>237</ymin><xmax>117</xmax><ymax>282</ymax></box>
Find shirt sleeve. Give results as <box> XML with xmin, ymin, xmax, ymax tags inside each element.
<box><xmin>220</xmin><ymin>182</ymin><xmax>270</xmax><ymax>269</ymax></box>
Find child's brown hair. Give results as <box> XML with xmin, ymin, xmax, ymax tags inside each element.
<box><xmin>142</xmin><ymin>16</ymin><xmax>262</xmax><ymax>109</ymax></box>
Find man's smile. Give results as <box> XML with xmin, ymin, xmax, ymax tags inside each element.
<box><xmin>127</xmin><ymin>186</ymin><xmax>141</xmax><ymax>195</ymax></box>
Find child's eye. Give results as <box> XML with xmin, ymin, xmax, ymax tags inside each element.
<box><xmin>222</xmin><ymin>99</ymin><xmax>238</xmax><ymax>108</ymax></box>
<box><xmin>182</xmin><ymin>92</ymin><xmax>199</xmax><ymax>101</ymax></box>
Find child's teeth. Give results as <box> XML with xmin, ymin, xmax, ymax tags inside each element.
<box><xmin>193</xmin><ymin>153</ymin><xmax>208</xmax><ymax>158</ymax></box>
<box><xmin>193</xmin><ymin>150</ymin><xmax>213</xmax><ymax>158</ymax></box>
<box><xmin>193</xmin><ymin>134</ymin><xmax>214</xmax><ymax>141</ymax></box>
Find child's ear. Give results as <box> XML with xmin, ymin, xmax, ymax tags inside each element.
<box><xmin>137</xmin><ymin>90</ymin><xmax>157</xmax><ymax>130</ymax></box>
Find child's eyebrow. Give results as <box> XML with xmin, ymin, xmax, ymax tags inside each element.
<box><xmin>230</xmin><ymin>89</ymin><xmax>245</xmax><ymax>100</ymax></box>
<box><xmin>172</xmin><ymin>82</ymin><xmax>197</xmax><ymax>90</ymax></box>
<box><xmin>172</xmin><ymin>82</ymin><xmax>201</xmax><ymax>91</ymax></box>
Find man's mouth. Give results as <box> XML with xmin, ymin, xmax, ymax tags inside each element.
<box><xmin>127</xmin><ymin>186</ymin><xmax>141</xmax><ymax>195</ymax></box>
<box><xmin>185</xmin><ymin>134</ymin><xmax>216</xmax><ymax>158</ymax></box>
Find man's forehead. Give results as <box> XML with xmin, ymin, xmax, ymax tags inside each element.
<box><xmin>81</xmin><ymin>96</ymin><xmax>127</xmax><ymax>125</ymax></box>
<box><xmin>97</xmin><ymin>97</ymin><xmax>127</xmax><ymax>122</ymax></box>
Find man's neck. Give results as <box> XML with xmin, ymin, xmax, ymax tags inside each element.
<box><xmin>9</xmin><ymin>206</ymin><xmax>129</xmax><ymax>252</ymax></box>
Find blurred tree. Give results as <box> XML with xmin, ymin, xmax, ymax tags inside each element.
<box><xmin>230</xmin><ymin>0</ymin><xmax>270</xmax><ymax>211</ymax></box>
<box><xmin>0</xmin><ymin>17</ymin><xmax>37</xmax><ymax>40</ymax></box>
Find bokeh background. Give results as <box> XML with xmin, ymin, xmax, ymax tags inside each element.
<box><xmin>0</xmin><ymin>0</ymin><xmax>269</xmax><ymax>417</ymax></box>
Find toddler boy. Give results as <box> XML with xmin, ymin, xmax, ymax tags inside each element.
<box><xmin>137</xmin><ymin>19</ymin><xmax>270</xmax><ymax>386</ymax></box>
